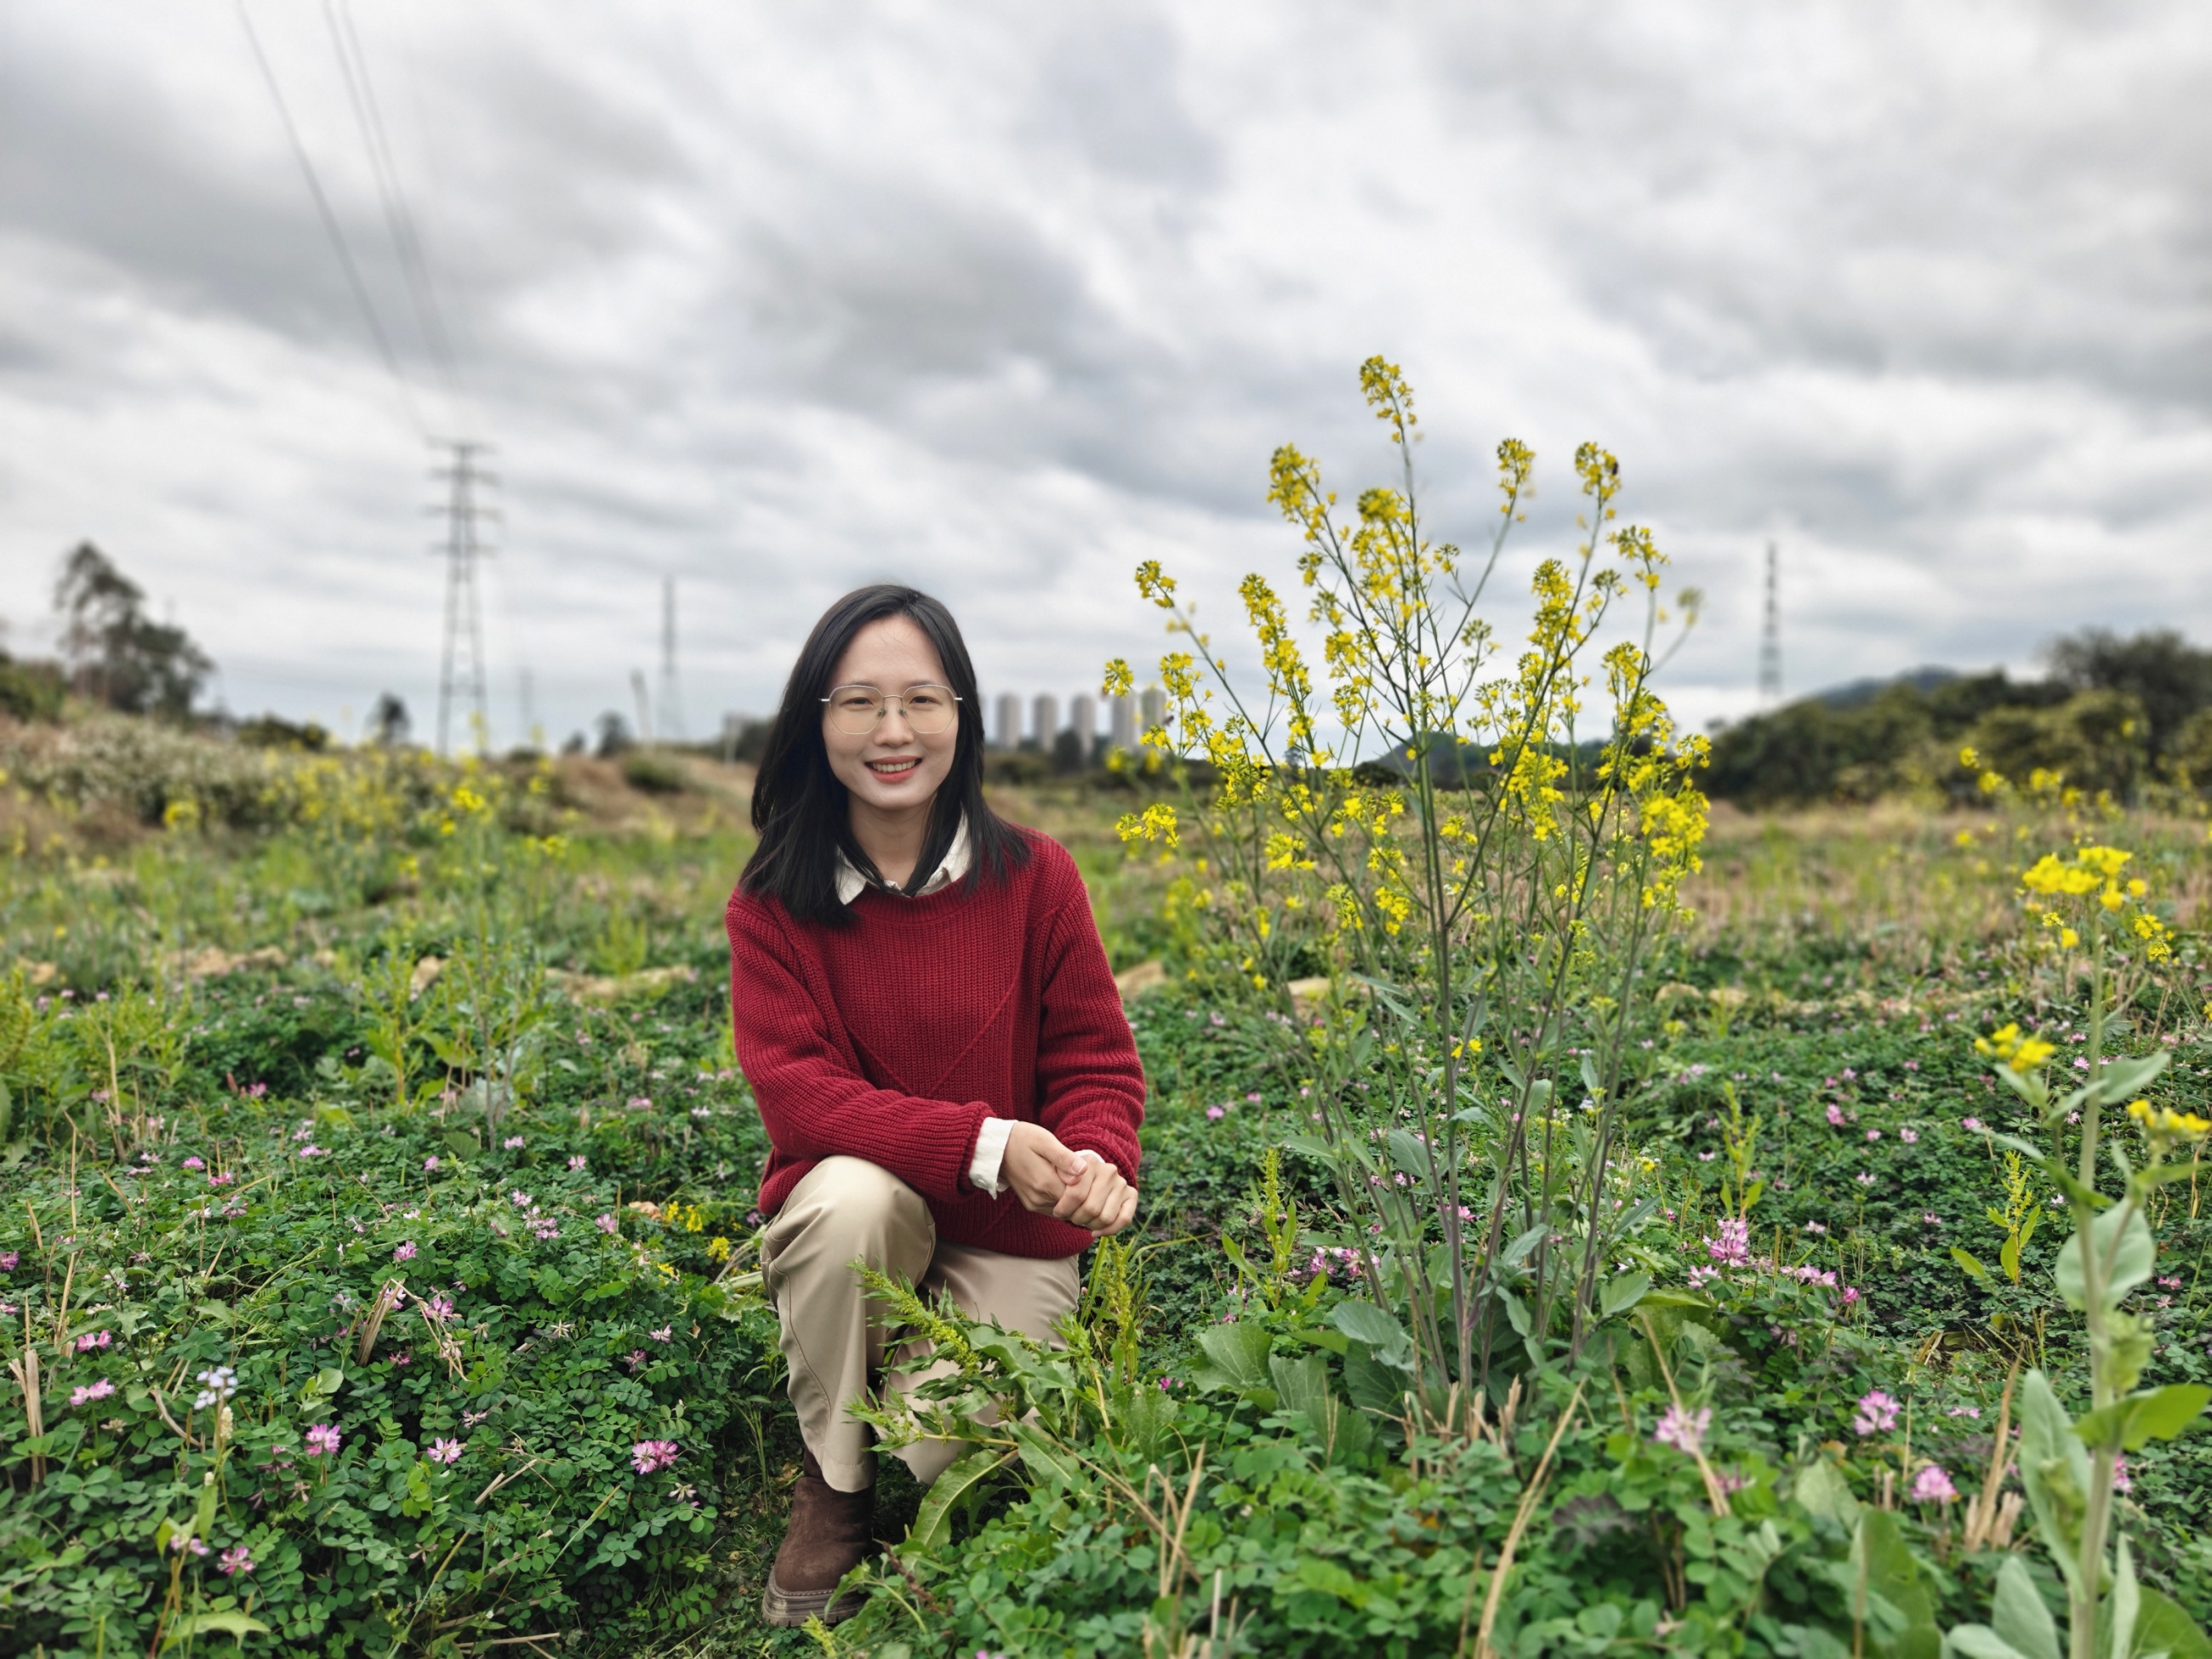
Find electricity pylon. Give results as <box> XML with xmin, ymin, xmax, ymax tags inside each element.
<box><xmin>1758</xmin><ymin>540</ymin><xmax>1782</xmax><ymax>707</ymax></box>
<box><xmin>430</xmin><ymin>439</ymin><xmax>497</xmax><ymax>755</ymax></box>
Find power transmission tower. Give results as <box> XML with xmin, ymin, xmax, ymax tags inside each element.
<box><xmin>658</xmin><ymin>576</ymin><xmax>687</xmax><ymax>742</ymax></box>
<box><xmin>1757</xmin><ymin>540</ymin><xmax>1782</xmax><ymax>707</ymax></box>
<box><xmin>429</xmin><ymin>439</ymin><xmax>497</xmax><ymax>755</ymax></box>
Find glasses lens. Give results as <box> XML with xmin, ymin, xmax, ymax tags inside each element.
<box><xmin>903</xmin><ymin>687</ymin><xmax>957</xmax><ymax>733</ymax></box>
<box><xmin>829</xmin><ymin>687</ymin><xmax>884</xmax><ymax>734</ymax></box>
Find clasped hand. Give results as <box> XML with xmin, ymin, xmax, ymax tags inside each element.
<box><xmin>1001</xmin><ymin>1120</ymin><xmax>1137</xmax><ymax>1236</ymax></box>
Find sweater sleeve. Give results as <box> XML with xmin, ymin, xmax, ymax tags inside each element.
<box><xmin>1029</xmin><ymin>851</ymin><xmax>1147</xmax><ymax>1175</ymax></box>
<box><xmin>727</xmin><ymin>897</ymin><xmax>988</xmax><ymax>1205</ymax></box>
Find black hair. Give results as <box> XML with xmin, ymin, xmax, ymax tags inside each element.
<box><xmin>739</xmin><ymin>584</ymin><xmax>1029</xmax><ymax>925</ymax></box>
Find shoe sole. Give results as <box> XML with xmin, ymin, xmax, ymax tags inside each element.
<box><xmin>761</xmin><ymin>1568</ymin><xmax>864</xmax><ymax>1628</ymax></box>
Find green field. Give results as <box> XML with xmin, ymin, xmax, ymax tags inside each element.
<box><xmin>2</xmin><ymin>725</ymin><xmax>2209</xmax><ymax>1659</ymax></box>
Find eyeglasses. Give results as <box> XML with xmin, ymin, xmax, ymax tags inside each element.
<box><xmin>821</xmin><ymin>683</ymin><xmax>961</xmax><ymax>736</ymax></box>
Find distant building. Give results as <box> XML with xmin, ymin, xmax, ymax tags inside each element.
<box><xmin>1030</xmin><ymin>693</ymin><xmax>1060</xmax><ymax>750</ymax></box>
<box><xmin>1140</xmin><ymin>687</ymin><xmax>1166</xmax><ymax>736</ymax></box>
<box><xmin>1108</xmin><ymin>693</ymin><xmax>1135</xmax><ymax>752</ymax></box>
<box><xmin>1067</xmin><ymin>693</ymin><xmax>1096</xmax><ymax>764</ymax></box>
<box><xmin>994</xmin><ymin>693</ymin><xmax>1022</xmax><ymax>750</ymax></box>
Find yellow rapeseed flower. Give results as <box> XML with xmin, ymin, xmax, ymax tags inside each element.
<box><xmin>2126</xmin><ymin>1097</ymin><xmax>2212</xmax><ymax>1145</ymax></box>
<box><xmin>2021</xmin><ymin>853</ymin><xmax>2100</xmax><ymax>898</ymax></box>
<box><xmin>1974</xmin><ymin>1023</ymin><xmax>2055</xmax><ymax>1073</ymax></box>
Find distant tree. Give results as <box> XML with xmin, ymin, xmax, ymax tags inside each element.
<box><xmin>368</xmin><ymin>693</ymin><xmax>412</xmax><ymax>747</ymax></box>
<box><xmin>2045</xmin><ymin>628</ymin><xmax>2212</xmax><ymax>766</ymax></box>
<box><xmin>52</xmin><ymin>542</ymin><xmax>213</xmax><ymax>719</ymax></box>
<box><xmin>237</xmin><ymin>714</ymin><xmax>331</xmax><ymax>751</ymax></box>
<box><xmin>0</xmin><ymin>647</ymin><xmax>66</xmax><ymax>722</ymax></box>
<box><xmin>594</xmin><ymin>712</ymin><xmax>635</xmax><ymax>757</ymax></box>
<box><xmin>1704</xmin><ymin>670</ymin><xmax>2064</xmax><ymax>806</ymax></box>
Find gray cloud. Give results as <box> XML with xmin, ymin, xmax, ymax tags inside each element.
<box><xmin>1</xmin><ymin>0</ymin><xmax>2207</xmax><ymax>747</ymax></box>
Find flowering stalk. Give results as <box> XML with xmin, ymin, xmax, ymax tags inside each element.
<box><xmin>1951</xmin><ymin>848</ymin><xmax>2209</xmax><ymax>1659</ymax></box>
<box><xmin>1115</xmin><ymin>362</ymin><xmax>1709</xmax><ymax>1403</ymax></box>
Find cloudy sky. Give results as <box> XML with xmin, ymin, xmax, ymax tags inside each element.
<box><xmin>2</xmin><ymin>1</ymin><xmax>2206</xmax><ymax>750</ymax></box>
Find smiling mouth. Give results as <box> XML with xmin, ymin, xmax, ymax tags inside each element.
<box><xmin>865</xmin><ymin>757</ymin><xmax>921</xmax><ymax>777</ymax></box>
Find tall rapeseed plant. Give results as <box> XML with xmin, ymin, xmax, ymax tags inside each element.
<box><xmin>1109</xmin><ymin>359</ymin><xmax>1711</xmax><ymax>1400</ymax></box>
<box><xmin>1952</xmin><ymin>847</ymin><xmax>2209</xmax><ymax>1659</ymax></box>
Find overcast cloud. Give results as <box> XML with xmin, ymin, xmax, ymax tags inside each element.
<box><xmin>2</xmin><ymin>0</ymin><xmax>2206</xmax><ymax>747</ymax></box>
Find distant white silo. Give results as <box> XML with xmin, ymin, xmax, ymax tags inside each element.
<box><xmin>1030</xmin><ymin>693</ymin><xmax>1060</xmax><ymax>750</ymax></box>
<box><xmin>1067</xmin><ymin>693</ymin><xmax>1096</xmax><ymax>764</ymax></box>
<box><xmin>994</xmin><ymin>693</ymin><xmax>1022</xmax><ymax>750</ymax></box>
<box><xmin>1139</xmin><ymin>687</ymin><xmax>1166</xmax><ymax>736</ymax></box>
<box><xmin>1108</xmin><ymin>693</ymin><xmax>1136</xmax><ymax>752</ymax></box>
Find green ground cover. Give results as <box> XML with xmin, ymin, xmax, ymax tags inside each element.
<box><xmin>0</xmin><ymin>756</ymin><xmax>2207</xmax><ymax>1658</ymax></box>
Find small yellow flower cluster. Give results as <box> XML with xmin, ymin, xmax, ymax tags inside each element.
<box><xmin>2018</xmin><ymin>846</ymin><xmax>2172</xmax><ymax>961</ymax></box>
<box><xmin>1974</xmin><ymin>1023</ymin><xmax>2056</xmax><ymax>1074</ymax></box>
<box><xmin>1115</xmin><ymin>802</ymin><xmax>1180</xmax><ymax>848</ymax></box>
<box><xmin>2125</xmin><ymin>1097</ymin><xmax>2212</xmax><ymax>1146</ymax></box>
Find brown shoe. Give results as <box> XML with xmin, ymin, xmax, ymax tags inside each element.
<box><xmin>761</xmin><ymin>1450</ymin><xmax>875</xmax><ymax>1628</ymax></box>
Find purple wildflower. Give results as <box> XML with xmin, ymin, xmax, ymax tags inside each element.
<box><xmin>1654</xmin><ymin>1404</ymin><xmax>1710</xmax><ymax>1455</ymax></box>
<box><xmin>1852</xmin><ymin>1390</ymin><xmax>1900</xmax><ymax>1436</ymax></box>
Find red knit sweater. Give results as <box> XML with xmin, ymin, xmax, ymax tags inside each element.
<box><xmin>725</xmin><ymin>830</ymin><xmax>1145</xmax><ymax>1259</ymax></box>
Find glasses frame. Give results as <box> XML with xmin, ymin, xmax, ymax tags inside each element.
<box><xmin>819</xmin><ymin>683</ymin><xmax>964</xmax><ymax>735</ymax></box>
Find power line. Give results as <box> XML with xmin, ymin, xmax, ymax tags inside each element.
<box><xmin>235</xmin><ymin>0</ymin><xmax>423</xmax><ymax>435</ymax></box>
<box><xmin>322</xmin><ymin>0</ymin><xmax>464</xmax><ymax>402</ymax></box>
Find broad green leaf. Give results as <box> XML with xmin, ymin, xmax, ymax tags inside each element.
<box><xmin>2093</xmin><ymin>1052</ymin><xmax>2169</xmax><ymax>1103</ymax></box>
<box><xmin>2073</xmin><ymin>1384</ymin><xmax>2211</xmax><ymax>1452</ymax></box>
<box><xmin>1611</xmin><ymin>1195</ymin><xmax>1660</xmax><ymax>1235</ymax></box>
<box><xmin>2016</xmin><ymin>1370</ymin><xmax>2090</xmax><ymax>1598</ymax></box>
<box><xmin>1953</xmin><ymin>1246</ymin><xmax>1993</xmax><ymax>1286</ymax></box>
<box><xmin>1502</xmin><ymin>1223</ymin><xmax>1548</xmax><ymax>1267</ymax></box>
<box><xmin>1328</xmin><ymin>1301</ymin><xmax>1408</xmax><ymax>1352</ymax></box>
<box><xmin>1855</xmin><ymin>1508</ymin><xmax>1941</xmax><ymax>1659</ymax></box>
<box><xmin>1268</xmin><ymin>1351</ymin><xmax>1333</xmax><ymax>1417</ymax></box>
<box><xmin>1579</xmin><ymin>1052</ymin><xmax>1605</xmax><ymax>1098</ymax></box>
<box><xmin>1999</xmin><ymin>1234</ymin><xmax>2023</xmax><ymax>1285</ymax></box>
<box><xmin>1501</xmin><ymin>1288</ymin><xmax>1531</xmax><ymax>1337</ymax></box>
<box><xmin>1009</xmin><ymin>1422</ymin><xmax>1080</xmax><ymax>1494</ymax></box>
<box><xmin>1195</xmin><ymin>1321</ymin><xmax>1273</xmax><ymax>1390</ymax></box>
<box><xmin>1341</xmin><ymin>1343</ymin><xmax>1408</xmax><ymax>1415</ymax></box>
<box><xmin>2109</xmin><ymin>1535</ymin><xmax>2141</xmax><ymax>1659</ymax></box>
<box><xmin>2054</xmin><ymin>1204</ymin><xmax>2154</xmax><ymax>1313</ymax></box>
<box><xmin>1792</xmin><ymin>1458</ymin><xmax>1860</xmax><ymax>1527</ymax></box>
<box><xmin>2134</xmin><ymin>1588</ymin><xmax>2212</xmax><ymax>1659</ymax></box>
<box><xmin>1279</xmin><ymin>1134</ymin><xmax>1333</xmax><ymax>1162</ymax></box>
<box><xmin>1946</xmin><ymin>1628</ymin><xmax>2033</xmax><ymax>1659</ymax></box>
<box><xmin>905</xmin><ymin>1447</ymin><xmax>1012</xmax><ymax>1553</ymax></box>
<box><xmin>162</xmin><ymin>1613</ymin><xmax>271</xmax><ymax>1649</ymax></box>
<box><xmin>1386</xmin><ymin>1128</ymin><xmax>1430</xmax><ymax>1178</ymax></box>
<box><xmin>1990</xmin><ymin>1554</ymin><xmax>2061</xmax><ymax>1659</ymax></box>
<box><xmin>1599</xmin><ymin>1270</ymin><xmax>1652</xmax><ymax>1318</ymax></box>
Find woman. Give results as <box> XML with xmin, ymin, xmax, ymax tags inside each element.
<box><xmin>725</xmin><ymin>584</ymin><xmax>1144</xmax><ymax>1628</ymax></box>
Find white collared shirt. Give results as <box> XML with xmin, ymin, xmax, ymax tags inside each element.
<box><xmin>830</xmin><ymin>818</ymin><xmax>1014</xmax><ymax>1193</ymax></box>
<box><xmin>832</xmin><ymin>817</ymin><xmax>973</xmax><ymax>906</ymax></box>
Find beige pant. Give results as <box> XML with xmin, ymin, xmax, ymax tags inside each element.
<box><xmin>760</xmin><ymin>1155</ymin><xmax>1081</xmax><ymax>1494</ymax></box>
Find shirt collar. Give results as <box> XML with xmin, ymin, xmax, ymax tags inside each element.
<box><xmin>835</xmin><ymin>817</ymin><xmax>972</xmax><ymax>906</ymax></box>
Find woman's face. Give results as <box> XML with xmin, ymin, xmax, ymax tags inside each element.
<box><xmin>821</xmin><ymin>615</ymin><xmax>960</xmax><ymax>818</ymax></box>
